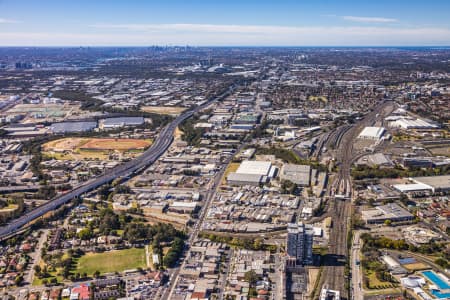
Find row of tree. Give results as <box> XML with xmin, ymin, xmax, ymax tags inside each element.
<box><xmin>162</xmin><ymin>237</ymin><xmax>185</xmax><ymax>268</ymax></box>
<box><xmin>352</xmin><ymin>164</ymin><xmax>450</xmax><ymax>180</ymax></box>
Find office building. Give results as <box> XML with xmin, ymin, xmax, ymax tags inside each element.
<box><xmin>286</xmin><ymin>222</ymin><xmax>314</xmax><ymax>265</ymax></box>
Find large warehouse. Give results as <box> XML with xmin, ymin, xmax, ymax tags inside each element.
<box><xmin>236</xmin><ymin>160</ymin><xmax>273</xmax><ymax>176</ymax></box>
<box><xmin>358</xmin><ymin>126</ymin><xmax>386</xmax><ymax>140</ymax></box>
<box><xmin>413</xmin><ymin>175</ymin><xmax>450</xmax><ymax>194</ymax></box>
<box><xmin>387</xmin><ymin>116</ymin><xmax>439</xmax><ymax>129</ymax></box>
<box><xmin>280</xmin><ymin>164</ymin><xmax>311</xmax><ymax>186</ymax></box>
<box><xmin>393</xmin><ymin>175</ymin><xmax>450</xmax><ymax>195</ymax></box>
<box><xmin>50</xmin><ymin>121</ymin><xmax>97</xmax><ymax>133</ymax></box>
<box><xmin>362</xmin><ymin>203</ymin><xmax>414</xmax><ymax>224</ymax></box>
<box><xmin>100</xmin><ymin>117</ymin><xmax>144</xmax><ymax>129</ymax></box>
<box><xmin>227</xmin><ymin>160</ymin><xmax>277</xmax><ymax>186</ymax></box>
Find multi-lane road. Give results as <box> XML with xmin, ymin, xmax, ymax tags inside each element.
<box><xmin>0</xmin><ymin>84</ymin><xmax>238</xmax><ymax>242</ymax></box>
<box><xmin>351</xmin><ymin>230</ymin><xmax>364</xmax><ymax>300</ymax></box>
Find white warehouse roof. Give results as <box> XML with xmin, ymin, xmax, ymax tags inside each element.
<box><xmin>358</xmin><ymin>126</ymin><xmax>386</xmax><ymax>139</ymax></box>
<box><xmin>236</xmin><ymin>160</ymin><xmax>272</xmax><ymax>176</ymax></box>
<box><xmin>393</xmin><ymin>183</ymin><xmax>432</xmax><ymax>193</ymax></box>
<box><xmin>389</xmin><ymin>117</ymin><xmax>439</xmax><ymax>129</ymax></box>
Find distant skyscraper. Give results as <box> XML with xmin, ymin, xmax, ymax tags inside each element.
<box><xmin>287</xmin><ymin>222</ymin><xmax>314</xmax><ymax>265</ymax></box>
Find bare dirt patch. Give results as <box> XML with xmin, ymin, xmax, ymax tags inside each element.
<box><xmin>141</xmin><ymin>106</ymin><xmax>186</xmax><ymax>115</ymax></box>
<box><xmin>80</xmin><ymin>138</ymin><xmax>151</xmax><ymax>151</ymax></box>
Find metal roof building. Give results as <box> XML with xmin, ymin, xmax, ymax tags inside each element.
<box><xmin>413</xmin><ymin>175</ymin><xmax>450</xmax><ymax>193</ymax></box>
<box><xmin>236</xmin><ymin>160</ymin><xmax>272</xmax><ymax>176</ymax></box>
<box><xmin>393</xmin><ymin>183</ymin><xmax>433</xmax><ymax>193</ymax></box>
<box><xmin>358</xmin><ymin>126</ymin><xmax>386</xmax><ymax>140</ymax></box>
<box><xmin>280</xmin><ymin>164</ymin><xmax>311</xmax><ymax>186</ymax></box>
<box><xmin>101</xmin><ymin>117</ymin><xmax>144</xmax><ymax>129</ymax></box>
<box><xmin>389</xmin><ymin>117</ymin><xmax>439</xmax><ymax>129</ymax></box>
<box><xmin>362</xmin><ymin>203</ymin><xmax>414</xmax><ymax>224</ymax></box>
<box><xmin>50</xmin><ymin>121</ymin><xmax>97</xmax><ymax>133</ymax></box>
<box><xmin>227</xmin><ymin>160</ymin><xmax>276</xmax><ymax>186</ymax></box>
<box><xmin>227</xmin><ymin>173</ymin><xmax>265</xmax><ymax>186</ymax></box>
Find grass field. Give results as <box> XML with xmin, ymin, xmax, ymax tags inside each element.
<box><xmin>365</xmin><ymin>270</ymin><xmax>396</xmax><ymax>290</ymax></box>
<box><xmin>43</xmin><ymin>138</ymin><xmax>86</xmax><ymax>152</ymax></box>
<box><xmin>32</xmin><ymin>268</ymin><xmax>64</xmax><ymax>286</ymax></box>
<box><xmin>141</xmin><ymin>106</ymin><xmax>186</xmax><ymax>115</ymax></box>
<box><xmin>75</xmin><ymin>248</ymin><xmax>146</xmax><ymax>275</ymax></box>
<box><xmin>222</xmin><ymin>162</ymin><xmax>240</xmax><ymax>185</ymax></box>
<box><xmin>32</xmin><ymin>260</ymin><xmax>64</xmax><ymax>286</ymax></box>
<box><xmin>308</xmin><ymin>96</ymin><xmax>328</xmax><ymax>103</ymax></box>
<box><xmin>403</xmin><ymin>262</ymin><xmax>429</xmax><ymax>271</ymax></box>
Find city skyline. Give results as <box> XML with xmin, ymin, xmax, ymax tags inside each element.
<box><xmin>0</xmin><ymin>0</ymin><xmax>450</xmax><ymax>46</ymax></box>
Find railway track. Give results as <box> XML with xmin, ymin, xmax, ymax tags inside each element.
<box><xmin>320</xmin><ymin>100</ymin><xmax>393</xmax><ymax>299</ymax></box>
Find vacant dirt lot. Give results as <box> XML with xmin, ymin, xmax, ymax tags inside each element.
<box><xmin>141</xmin><ymin>106</ymin><xmax>186</xmax><ymax>115</ymax></box>
<box><xmin>43</xmin><ymin>138</ymin><xmax>152</xmax><ymax>160</ymax></box>
<box><xmin>80</xmin><ymin>138</ymin><xmax>151</xmax><ymax>150</ymax></box>
<box><xmin>43</xmin><ymin>138</ymin><xmax>87</xmax><ymax>152</ymax></box>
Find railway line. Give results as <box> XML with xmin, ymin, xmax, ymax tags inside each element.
<box><xmin>320</xmin><ymin>100</ymin><xmax>394</xmax><ymax>298</ymax></box>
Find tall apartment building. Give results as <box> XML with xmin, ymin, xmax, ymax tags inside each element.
<box><xmin>286</xmin><ymin>222</ymin><xmax>314</xmax><ymax>265</ymax></box>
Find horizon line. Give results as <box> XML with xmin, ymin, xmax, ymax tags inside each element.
<box><xmin>0</xmin><ymin>45</ymin><xmax>450</xmax><ymax>48</ymax></box>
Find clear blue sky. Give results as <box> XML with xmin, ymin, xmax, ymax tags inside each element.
<box><xmin>1</xmin><ymin>0</ymin><xmax>449</xmax><ymax>46</ymax></box>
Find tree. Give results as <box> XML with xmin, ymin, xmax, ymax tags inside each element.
<box><xmin>115</xmin><ymin>185</ymin><xmax>132</xmax><ymax>194</ymax></box>
<box><xmin>163</xmin><ymin>238</ymin><xmax>185</xmax><ymax>268</ymax></box>
<box><xmin>244</xmin><ymin>270</ymin><xmax>258</xmax><ymax>287</ymax></box>
<box><xmin>93</xmin><ymin>270</ymin><xmax>100</xmax><ymax>278</ymax></box>
<box><xmin>98</xmin><ymin>209</ymin><xmax>120</xmax><ymax>234</ymax></box>
<box><xmin>253</xmin><ymin>238</ymin><xmax>264</xmax><ymax>250</ymax></box>
<box><xmin>34</xmin><ymin>265</ymin><xmax>41</xmax><ymax>275</ymax></box>
<box><xmin>435</xmin><ymin>258</ymin><xmax>449</xmax><ymax>269</ymax></box>
<box><xmin>77</xmin><ymin>228</ymin><xmax>93</xmax><ymax>240</ymax></box>
<box><xmin>98</xmin><ymin>184</ymin><xmax>112</xmax><ymax>200</ymax></box>
<box><xmin>384</xmin><ymin>219</ymin><xmax>392</xmax><ymax>226</ymax></box>
<box><xmin>352</xmin><ymin>215</ymin><xmax>365</xmax><ymax>229</ymax></box>
<box><xmin>14</xmin><ymin>274</ymin><xmax>24</xmax><ymax>286</ymax></box>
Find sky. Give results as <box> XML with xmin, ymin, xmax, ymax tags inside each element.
<box><xmin>0</xmin><ymin>0</ymin><xmax>450</xmax><ymax>46</ymax></box>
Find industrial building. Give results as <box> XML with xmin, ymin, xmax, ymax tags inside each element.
<box><xmin>100</xmin><ymin>117</ymin><xmax>144</xmax><ymax>129</ymax></box>
<box><xmin>357</xmin><ymin>126</ymin><xmax>386</xmax><ymax>140</ymax></box>
<box><xmin>226</xmin><ymin>173</ymin><xmax>265</xmax><ymax>186</ymax></box>
<box><xmin>286</xmin><ymin>222</ymin><xmax>314</xmax><ymax>265</ymax></box>
<box><xmin>393</xmin><ymin>175</ymin><xmax>450</xmax><ymax>195</ymax></box>
<box><xmin>50</xmin><ymin>121</ymin><xmax>97</xmax><ymax>133</ymax></box>
<box><xmin>356</xmin><ymin>153</ymin><xmax>393</xmax><ymax>167</ymax></box>
<box><xmin>412</xmin><ymin>175</ymin><xmax>450</xmax><ymax>194</ymax></box>
<box><xmin>386</xmin><ymin>116</ymin><xmax>439</xmax><ymax>129</ymax></box>
<box><xmin>401</xmin><ymin>157</ymin><xmax>433</xmax><ymax>169</ymax></box>
<box><xmin>227</xmin><ymin>160</ymin><xmax>277</xmax><ymax>186</ymax></box>
<box><xmin>280</xmin><ymin>164</ymin><xmax>311</xmax><ymax>186</ymax></box>
<box><xmin>320</xmin><ymin>288</ymin><xmax>340</xmax><ymax>300</ymax></box>
<box><xmin>361</xmin><ymin>203</ymin><xmax>414</xmax><ymax>224</ymax></box>
<box><xmin>236</xmin><ymin>160</ymin><xmax>273</xmax><ymax>176</ymax></box>
<box><xmin>393</xmin><ymin>183</ymin><xmax>433</xmax><ymax>194</ymax></box>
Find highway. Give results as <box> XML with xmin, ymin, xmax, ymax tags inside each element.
<box><xmin>0</xmin><ymin>84</ymin><xmax>237</xmax><ymax>242</ymax></box>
